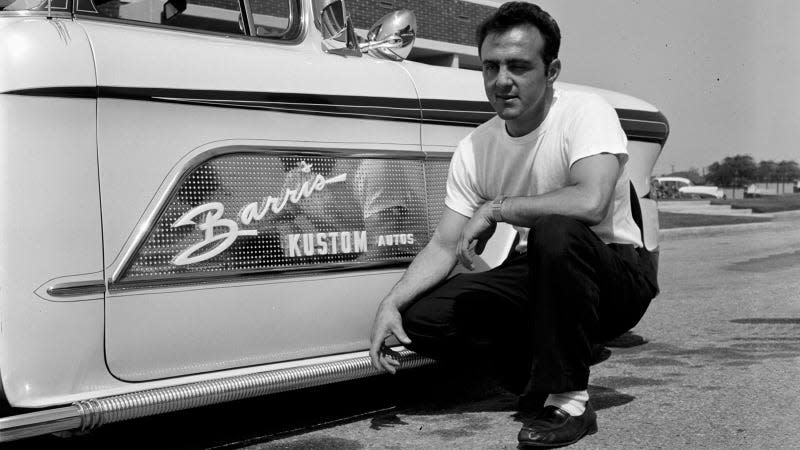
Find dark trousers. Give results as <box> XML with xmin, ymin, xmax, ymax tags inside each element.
<box><xmin>402</xmin><ymin>215</ymin><xmax>659</xmax><ymax>395</ymax></box>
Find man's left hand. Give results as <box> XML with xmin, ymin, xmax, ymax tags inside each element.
<box><xmin>457</xmin><ymin>202</ymin><xmax>496</xmax><ymax>270</ymax></box>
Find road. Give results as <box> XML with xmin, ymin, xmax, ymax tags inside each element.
<box><xmin>7</xmin><ymin>216</ymin><xmax>800</xmax><ymax>449</ymax></box>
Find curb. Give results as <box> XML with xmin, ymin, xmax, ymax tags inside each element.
<box><xmin>660</xmin><ymin>219</ymin><xmax>798</xmax><ymax>240</ymax></box>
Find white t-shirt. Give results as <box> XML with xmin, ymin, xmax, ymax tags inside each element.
<box><xmin>445</xmin><ymin>89</ymin><xmax>642</xmax><ymax>251</ymax></box>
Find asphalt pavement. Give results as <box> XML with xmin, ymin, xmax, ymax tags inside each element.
<box><xmin>250</xmin><ymin>212</ymin><xmax>800</xmax><ymax>449</ymax></box>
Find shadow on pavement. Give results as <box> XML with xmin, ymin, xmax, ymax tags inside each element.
<box><xmin>605</xmin><ymin>331</ymin><xmax>650</xmax><ymax>348</ymax></box>
<box><xmin>587</xmin><ymin>385</ymin><xmax>636</xmax><ymax>411</ymax></box>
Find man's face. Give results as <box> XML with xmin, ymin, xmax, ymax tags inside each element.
<box><xmin>480</xmin><ymin>24</ymin><xmax>559</xmax><ymax>136</ymax></box>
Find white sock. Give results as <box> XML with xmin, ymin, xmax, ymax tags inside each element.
<box><xmin>544</xmin><ymin>390</ymin><xmax>589</xmax><ymax>416</ymax></box>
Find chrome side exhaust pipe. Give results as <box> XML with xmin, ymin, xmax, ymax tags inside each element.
<box><xmin>0</xmin><ymin>350</ymin><xmax>434</xmax><ymax>442</ymax></box>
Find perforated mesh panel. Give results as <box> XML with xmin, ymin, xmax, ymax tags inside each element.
<box><xmin>424</xmin><ymin>159</ymin><xmax>449</xmax><ymax>237</ymax></box>
<box><xmin>120</xmin><ymin>153</ymin><xmax>451</xmax><ymax>284</ymax></box>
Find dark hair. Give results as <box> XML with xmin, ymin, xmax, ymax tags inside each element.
<box><xmin>476</xmin><ymin>2</ymin><xmax>561</xmax><ymax>66</ymax></box>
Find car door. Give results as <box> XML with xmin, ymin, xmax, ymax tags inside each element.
<box><xmin>77</xmin><ymin>0</ymin><xmax>425</xmax><ymax>381</ymax></box>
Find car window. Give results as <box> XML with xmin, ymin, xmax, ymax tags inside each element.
<box><xmin>90</xmin><ymin>0</ymin><xmax>244</xmax><ymax>34</ymax></box>
<box><xmin>85</xmin><ymin>0</ymin><xmax>299</xmax><ymax>38</ymax></box>
<box><xmin>252</xmin><ymin>0</ymin><xmax>295</xmax><ymax>38</ymax></box>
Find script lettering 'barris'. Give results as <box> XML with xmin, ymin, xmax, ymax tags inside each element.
<box><xmin>171</xmin><ymin>202</ymin><xmax>257</xmax><ymax>265</ymax></box>
<box><xmin>170</xmin><ymin>167</ymin><xmax>348</xmax><ymax>266</ymax></box>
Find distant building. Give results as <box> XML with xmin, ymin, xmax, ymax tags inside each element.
<box><xmin>347</xmin><ymin>0</ymin><xmax>500</xmax><ymax>70</ymax></box>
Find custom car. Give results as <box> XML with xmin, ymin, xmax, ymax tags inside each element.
<box><xmin>0</xmin><ymin>0</ymin><xmax>669</xmax><ymax>440</ymax></box>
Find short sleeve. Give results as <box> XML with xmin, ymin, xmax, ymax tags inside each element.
<box><xmin>444</xmin><ymin>136</ymin><xmax>482</xmax><ymax>218</ymax></box>
<box><xmin>567</xmin><ymin>94</ymin><xmax>629</xmax><ymax>168</ymax></box>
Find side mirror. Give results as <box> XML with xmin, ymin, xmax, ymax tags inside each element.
<box><xmin>361</xmin><ymin>9</ymin><xmax>417</xmax><ymax>61</ymax></box>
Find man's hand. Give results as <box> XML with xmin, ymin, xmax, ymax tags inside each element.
<box><xmin>366</xmin><ymin>208</ymin><xmax>467</xmax><ymax>374</ymax></box>
<box><xmin>457</xmin><ymin>202</ymin><xmax>497</xmax><ymax>270</ymax></box>
<box><xmin>369</xmin><ymin>301</ymin><xmax>412</xmax><ymax>374</ymax></box>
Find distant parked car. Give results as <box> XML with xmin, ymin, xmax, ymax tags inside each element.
<box><xmin>654</xmin><ymin>176</ymin><xmax>726</xmax><ymax>199</ymax></box>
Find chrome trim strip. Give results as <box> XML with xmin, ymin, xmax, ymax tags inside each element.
<box><xmin>0</xmin><ymin>11</ymin><xmax>72</xmax><ymax>17</ymax></box>
<box><xmin>422</xmin><ymin>151</ymin><xmax>456</xmax><ymax>159</ymax></box>
<box><xmin>616</xmin><ymin>108</ymin><xmax>670</xmax><ymax>145</ymax></box>
<box><xmin>97</xmin><ymin>87</ymin><xmax>421</xmax><ymax>109</ymax></box>
<box><xmin>239</xmin><ymin>0</ymin><xmax>254</xmax><ymax>36</ymax></box>
<box><xmin>165</xmin><ymin>98</ymin><xmax>419</xmax><ymax>112</ymax></box>
<box><xmin>2</xmin><ymin>85</ymin><xmax>669</xmax><ymax>144</ymax></box>
<box><xmin>47</xmin><ymin>280</ymin><xmax>106</xmax><ymax>297</ymax></box>
<box><xmin>0</xmin><ymin>349</ymin><xmax>434</xmax><ymax>442</ymax></box>
<box><xmin>4</xmin><ymin>87</ymin><xmax>98</xmax><ymax>98</ymax></box>
<box><xmin>110</xmin><ymin>261</ymin><xmax>411</xmax><ymax>292</ymax></box>
<box><xmin>109</xmin><ymin>146</ymin><xmax>432</xmax><ymax>286</ymax></box>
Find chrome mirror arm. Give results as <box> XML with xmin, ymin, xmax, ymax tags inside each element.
<box><xmin>359</xmin><ymin>35</ymin><xmax>403</xmax><ymax>52</ymax></box>
<box><xmin>361</xmin><ymin>10</ymin><xmax>417</xmax><ymax>61</ymax></box>
<box><xmin>326</xmin><ymin>16</ymin><xmax>362</xmax><ymax>57</ymax></box>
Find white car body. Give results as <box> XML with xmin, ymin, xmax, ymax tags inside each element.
<box><xmin>655</xmin><ymin>176</ymin><xmax>725</xmax><ymax>199</ymax></box>
<box><xmin>0</xmin><ymin>0</ymin><xmax>669</xmax><ymax>440</ymax></box>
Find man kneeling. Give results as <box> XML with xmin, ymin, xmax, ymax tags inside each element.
<box><xmin>369</xmin><ymin>2</ymin><xmax>658</xmax><ymax>447</ymax></box>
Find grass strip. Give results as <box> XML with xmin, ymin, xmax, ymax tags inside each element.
<box><xmin>710</xmin><ymin>193</ymin><xmax>800</xmax><ymax>213</ymax></box>
<box><xmin>659</xmin><ymin>211</ymin><xmax>771</xmax><ymax>229</ymax></box>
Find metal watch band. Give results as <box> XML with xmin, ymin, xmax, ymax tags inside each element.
<box><xmin>491</xmin><ymin>197</ymin><xmax>505</xmax><ymax>223</ymax></box>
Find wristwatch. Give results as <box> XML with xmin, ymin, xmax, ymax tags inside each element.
<box><xmin>491</xmin><ymin>196</ymin><xmax>506</xmax><ymax>223</ymax></box>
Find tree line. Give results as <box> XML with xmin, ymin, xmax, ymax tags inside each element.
<box><xmin>675</xmin><ymin>155</ymin><xmax>800</xmax><ymax>188</ymax></box>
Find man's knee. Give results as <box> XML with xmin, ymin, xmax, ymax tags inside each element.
<box><xmin>528</xmin><ymin>215</ymin><xmax>588</xmax><ymax>259</ymax></box>
<box><xmin>401</xmin><ymin>299</ymin><xmax>456</xmax><ymax>345</ymax></box>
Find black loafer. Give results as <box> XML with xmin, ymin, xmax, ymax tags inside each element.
<box><xmin>517</xmin><ymin>403</ymin><xmax>597</xmax><ymax>448</ymax></box>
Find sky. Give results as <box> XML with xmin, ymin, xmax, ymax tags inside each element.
<box><xmin>482</xmin><ymin>0</ymin><xmax>800</xmax><ymax>175</ymax></box>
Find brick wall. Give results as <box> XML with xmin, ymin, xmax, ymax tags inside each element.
<box><xmin>347</xmin><ymin>0</ymin><xmax>496</xmax><ymax>48</ymax></box>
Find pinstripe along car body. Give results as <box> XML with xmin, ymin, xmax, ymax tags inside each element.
<box><xmin>0</xmin><ymin>0</ymin><xmax>668</xmax><ymax>439</ymax></box>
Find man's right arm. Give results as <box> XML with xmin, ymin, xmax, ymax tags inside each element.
<box><xmin>369</xmin><ymin>207</ymin><xmax>469</xmax><ymax>373</ymax></box>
